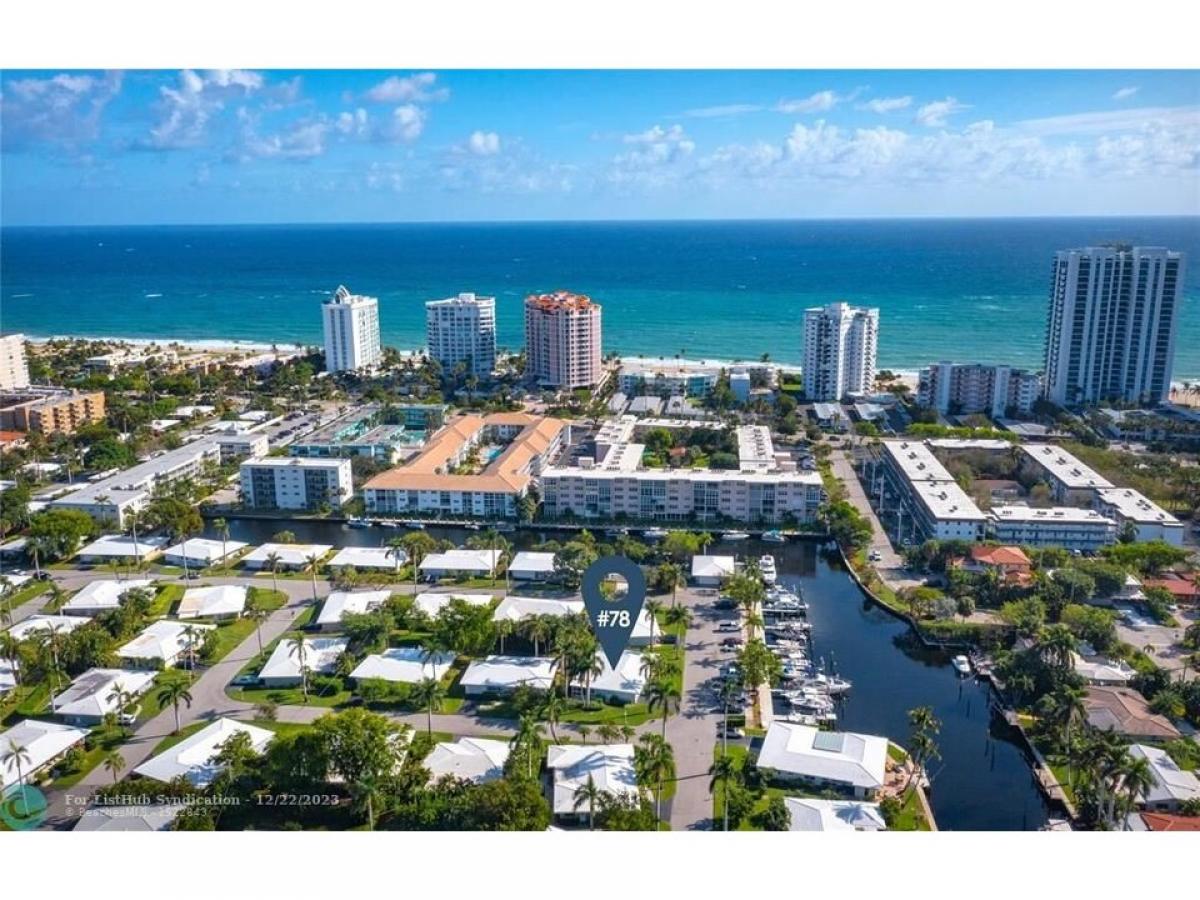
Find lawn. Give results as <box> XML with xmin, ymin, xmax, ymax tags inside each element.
<box><xmin>150</xmin><ymin>583</ymin><xmax>183</xmax><ymax>617</ymax></box>
<box><xmin>2</xmin><ymin>579</ymin><xmax>50</xmax><ymax>611</ymax></box>
<box><xmin>888</xmin><ymin>788</ymin><xmax>932</xmax><ymax>831</ymax></box>
<box><xmin>44</xmin><ymin>726</ymin><xmax>128</xmax><ymax>791</ymax></box>
<box><xmin>200</xmin><ymin>588</ymin><xmax>289</xmax><ymax>662</ymax></box>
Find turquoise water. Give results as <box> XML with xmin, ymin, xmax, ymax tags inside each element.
<box><xmin>2</xmin><ymin>218</ymin><xmax>1197</xmax><ymax>376</ymax></box>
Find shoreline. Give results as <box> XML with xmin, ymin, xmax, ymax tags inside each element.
<box><xmin>18</xmin><ymin>333</ymin><xmax>1200</xmax><ymax>386</ymax></box>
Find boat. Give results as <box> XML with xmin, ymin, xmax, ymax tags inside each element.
<box><xmin>495</xmin><ymin>522</ymin><xmax>516</xmax><ymax>533</ymax></box>
<box><xmin>377</xmin><ymin>519</ymin><xmax>402</xmax><ymax>529</ymax></box>
<box><xmin>759</xmin><ymin>555</ymin><xmax>777</xmax><ymax>585</ymax></box>
<box><xmin>722</xmin><ymin>531</ymin><xmax>750</xmax><ymax>541</ymax></box>
<box><xmin>605</xmin><ymin>527</ymin><xmax>629</xmax><ymax>537</ymax></box>
<box><xmin>642</xmin><ymin>527</ymin><xmax>668</xmax><ymax>540</ymax></box>
<box><xmin>761</xmin><ymin>529</ymin><xmax>786</xmax><ymax>543</ymax></box>
<box><xmin>403</xmin><ymin>521</ymin><xmax>426</xmax><ymax>530</ymax></box>
<box><xmin>464</xmin><ymin>523</ymin><xmax>482</xmax><ymax>530</ymax></box>
<box><xmin>951</xmin><ymin>655</ymin><xmax>972</xmax><ymax>676</ymax></box>
<box><xmin>346</xmin><ymin>517</ymin><xmax>372</xmax><ymax>529</ymax></box>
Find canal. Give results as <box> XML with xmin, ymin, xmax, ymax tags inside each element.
<box><xmin>205</xmin><ymin>518</ymin><xmax>1051</xmax><ymax>830</ymax></box>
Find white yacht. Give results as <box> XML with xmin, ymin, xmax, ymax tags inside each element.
<box><xmin>951</xmin><ymin>655</ymin><xmax>972</xmax><ymax>676</ymax></box>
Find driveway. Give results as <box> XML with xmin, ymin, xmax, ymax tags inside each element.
<box><xmin>1115</xmin><ymin>605</ymin><xmax>1197</xmax><ymax>681</ymax></box>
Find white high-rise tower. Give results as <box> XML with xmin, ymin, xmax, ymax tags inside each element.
<box><xmin>425</xmin><ymin>292</ymin><xmax>497</xmax><ymax>378</ymax></box>
<box><xmin>802</xmin><ymin>302</ymin><xmax>879</xmax><ymax>401</ymax></box>
<box><xmin>1043</xmin><ymin>246</ymin><xmax>1184</xmax><ymax>406</ymax></box>
<box><xmin>322</xmin><ymin>285</ymin><xmax>382</xmax><ymax>373</ymax></box>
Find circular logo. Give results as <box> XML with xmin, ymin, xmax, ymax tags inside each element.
<box><xmin>1</xmin><ymin>785</ymin><xmax>48</xmax><ymax>831</ymax></box>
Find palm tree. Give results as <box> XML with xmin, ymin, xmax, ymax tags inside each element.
<box><xmin>577</xmin><ymin>724</ymin><xmax>593</xmax><ymax>745</ymax></box>
<box><xmin>709</xmin><ymin>752</ymin><xmax>739</xmax><ymax>832</ymax></box>
<box><xmin>385</xmin><ymin>536</ymin><xmax>407</xmax><ymax>576</ymax></box>
<box><xmin>126</xmin><ymin>508</ymin><xmax>144</xmax><ymax>568</ymax></box>
<box><xmin>634</xmin><ymin>732</ymin><xmax>675</xmax><ymax>823</ymax></box>
<box><xmin>523</xmin><ymin>615</ymin><xmax>553</xmax><ymax>656</ymax></box>
<box><xmin>412</xmin><ymin>677</ymin><xmax>446</xmax><ymax>734</ymax></box>
<box><xmin>353</xmin><ymin>773</ymin><xmax>385</xmax><ymax>830</ymax></box>
<box><xmin>643</xmin><ymin>598</ymin><xmax>663</xmax><ymax>646</ymax></box>
<box><xmin>105</xmin><ymin>685</ymin><xmax>136</xmax><ymax>728</ymax></box>
<box><xmin>212</xmin><ymin>517</ymin><xmax>230</xmax><ymax>569</ymax></box>
<box><xmin>509</xmin><ymin>712</ymin><xmax>545</xmax><ymax>780</ymax></box>
<box><xmin>1035</xmin><ymin>623</ymin><xmax>1077</xmax><ymax>673</ymax></box>
<box><xmin>1</xmin><ymin>740</ymin><xmax>33</xmax><ymax>813</ymax></box>
<box><xmin>495</xmin><ymin>618</ymin><xmax>514</xmax><ymax>655</ymax></box>
<box><xmin>156</xmin><ymin>678</ymin><xmax>193</xmax><ymax>734</ymax></box>
<box><xmin>264</xmin><ymin>552</ymin><xmax>282</xmax><ymax>593</ymax></box>
<box><xmin>661</xmin><ymin>562</ymin><xmax>685</xmax><ymax>607</ymax></box>
<box><xmin>596</xmin><ymin>722</ymin><xmax>622</xmax><ymax>745</ymax></box>
<box><xmin>0</xmin><ymin>633</ymin><xmax>22</xmax><ymax>688</ymax></box>
<box><xmin>662</xmin><ymin>605</ymin><xmax>692</xmax><ymax>645</ymax></box>
<box><xmin>248</xmin><ymin>605</ymin><xmax>270</xmax><ymax>655</ymax></box>
<box><xmin>180</xmin><ymin>624</ymin><xmax>206</xmax><ymax>679</ymax></box>
<box><xmin>540</xmin><ymin>690</ymin><xmax>565</xmax><ymax>744</ymax></box>
<box><xmin>644</xmin><ymin>677</ymin><xmax>682</xmax><ymax>741</ymax></box>
<box><xmin>305</xmin><ymin>553</ymin><xmax>322</xmax><ymax>602</ymax></box>
<box><xmin>573</xmin><ymin>773</ymin><xmax>605</xmax><ymax>830</ymax></box>
<box><xmin>102</xmin><ymin>749</ymin><xmax>125</xmax><ymax>783</ymax></box>
<box><xmin>286</xmin><ymin>634</ymin><xmax>311</xmax><ymax>702</ymax></box>
<box><xmin>1117</xmin><ymin>754</ymin><xmax>1156</xmax><ymax>829</ymax></box>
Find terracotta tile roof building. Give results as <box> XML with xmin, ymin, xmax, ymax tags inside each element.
<box><xmin>1083</xmin><ymin>686</ymin><xmax>1181</xmax><ymax>741</ymax></box>
<box><xmin>364</xmin><ymin>412</ymin><xmax>568</xmax><ymax>519</ymax></box>
<box><xmin>524</xmin><ymin>290</ymin><xmax>603</xmax><ymax>389</ymax></box>
<box><xmin>1139</xmin><ymin>812</ymin><xmax>1200</xmax><ymax>831</ymax></box>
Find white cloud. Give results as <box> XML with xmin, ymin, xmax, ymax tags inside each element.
<box><xmin>776</xmin><ymin>90</ymin><xmax>840</xmax><ymax>114</ymax></box>
<box><xmin>336</xmin><ymin>108</ymin><xmax>370</xmax><ymax>139</ymax></box>
<box><xmin>240</xmin><ymin>119</ymin><xmax>329</xmax><ymax>160</ymax></box>
<box><xmin>363</xmin><ymin>73</ymin><xmax>448</xmax><ymax>104</ymax></box>
<box><xmin>1113</xmin><ymin>86</ymin><xmax>1139</xmax><ymax>101</ymax></box>
<box><xmin>144</xmin><ymin>69</ymin><xmax>264</xmax><ymax>150</ymax></box>
<box><xmin>859</xmin><ymin>96</ymin><xmax>912</xmax><ymax>114</ymax></box>
<box><xmin>385</xmin><ymin>104</ymin><xmax>427</xmax><ymax>142</ymax></box>
<box><xmin>1015</xmin><ymin>105</ymin><xmax>1200</xmax><ymax>136</ymax></box>
<box><xmin>915</xmin><ymin>97</ymin><xmax>970</xmax><ymax>127</ymax></box>
<box><xmin>610</xmin><ymin>124</ymin><xmax>696</xmax><ymax>186</ymax></box>
<box><xmin>467</xmin><ymin>130</ymin><xmax>501</xmax><ymax>155</ymax></box>
<box><xmin>683</xmin><ymin>103</ymin><xmax>763</xmax><ymax>118</ymax></box>
<box><xmin>1</xmin><ymin>71</ymin><xmax>123</xmax><ymax>151</ymax></box>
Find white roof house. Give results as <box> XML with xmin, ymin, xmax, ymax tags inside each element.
<box><xmin>460</xmin><ymin>655</ymin><xmax>558</xmax><ymax>695</ymax></box>
<box><xmin>350</xmin><ymin>647</ymin><xmax>456</xmax><ymax>684</ymax></box>
<box><xmin>572</xmin><ymin>651</ymin><xmax>647</xmax><ymax>704</ymax></box>
<box><xmin>327</xmin><ymin>545</ymin><xmax>408</xmax><ymax>570</ymax></box>
<box><xmin>546</xmin><ymin>743</ymin><xmax>638</xmax><ymax>816</ymax></box>
<box><xmin>76</xmin><ymin>533</ymin><xmax>169</xmax><ymax>561</ymax></box>
<box><xmin>1</xmin><ymin>573</ymin><xmax>31</xmax><ymax>592</ymax></box>
<box><xmin>0</xmin><ymin>658</ymin><xmax>16</xmax><ymax>695</ymax></box>
<box><xmin>1129</xmin><ymin>744</ymin><xmax>1200</xmax><ymax>810</ymax></box>
<box><xmin>1072</xmin><ymin>652</ymin><xmax>1137</xmax><ymax>686</ymax></box>
<box><xmin>692</xmin><ymin>555</ymin><xmax>736</xmax><ymax>584</ymax></box>
<box><xmin>784</xmin><ymin>797</ymin><xmax>887</xmax><ymax>832</ymax></box>
<box><xmin>73</xmin><ymin>804</ymin><xmax>188</xmax><ymax>832</ymax></box>
<box><xmin>316</xmin><ymin>589</ymin><xmax>392</xmax><ymax>629</ymax></box>
<box><xmin>6</xmin><ymin>614</ymin><xmax>92</xmax><ymax>641</ymax></box>
<box><xmin>259</xmin><ymin>636</ymin><xmax>348</xmax><ymax>686</ymax></box>
<box><xmin>241</xmin><ymin>542</ymin><xmax>332</xmax><ymax>570</ymax></box>
<box><xmin>413</xmin><ymin>591</ymin><xmax>495</xmax><ymax>619</ymax></box>
<box><xmin>134</xmin><ymin>718</ymin><xmax>275</xmax><ymax>787</ymax></box>
<box><xmin>62</xmin><ymin>579</ymin><xmax>154</xmax><ymax>615</ymax></box>
<box><xmin>419</xmin><ymin>548</ymin><xmax>500</xmax><ymax>579</ymax></box>
<box><xmin>1</xmin><ymin>719</ymin><xmax>90</xmax><ymax>792</ymax></box>
<box><xmin>425</xmin><ymin>737</ymin><xmax>511</xmax><ymax>785</ymax></box>
<box><xmin>163</xmin><ymin>537</ymin><xmax>248</xmax><ymax>567</ymax></box>
<box><xmin>491</xmin><ymin>595</ymin><xmax>584</xmax><ymax>624</ymax></box>
<box><xmin>508</xmin><ymin>551</ymin><xmax>557</xmax><ymax>581</ymax></box>
<box><xmin>177</xmin><ymin>584</ymin><xmax>248</xmax><ymax>620</ymax></box>
<box><xmin>51</xmin><ymin>668</ymin><xmax>156</xmax><ymax>724</ymax></box>
<box><xmin>116</xmin><ymin>620</ymin><xmax>215</xmax><ymax>667</ymax></box>
<box><xmin>757</xmin><ymin>723</ymin><xmax>889</xmax><ymax>798</ymax></box>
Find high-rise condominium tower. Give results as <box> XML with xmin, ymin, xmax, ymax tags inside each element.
<box><xmin>322</xmin><ymin>285</ymin><xmax>382</xmax><ymax>373</ymax></box>
<box><xmin>425</xmin><ymin>292</ymin><xmax>497</xmax><ymax>378</ymax></box>
<box><xmin>0</xmin><ymin>334</ymin><xmax>31</xmax><ymax>391</ymax></box>
<box><xmin>802</xmin><ymin>302</ymin><xmax>879</xmax><ymax>401</ymax></box>
<box><xmin>524</xmin><ymin>291</ymin><xmax>603</xmax><ymax>389</ymax></box>
<box><xmin>1043</xmin><ymin>246</ymin><xmax>1183</xmax><ymax>406</ymax></box>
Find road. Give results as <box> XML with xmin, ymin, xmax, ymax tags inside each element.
<box><xmin>830</xmin><ymin>448</ymin><xmax>918</xmax><ymax>591</ymax></box>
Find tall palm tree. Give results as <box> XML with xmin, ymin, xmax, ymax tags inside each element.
<box><xmin>1</xmin><ymin>741</ymin><xmax>33</xmax><ymax>813</ymax></box>
<box><xmin>540</xmin><ymin>690</ymin><xmax>565</xmax><ymax>744</ymax></box>
<box><xmin>105</xmin><ymin>685</ymin><xmax>136</xmax><ymax>726</ymax></box>
<box><xmin>102</xmin><ymin>749</ymin><xmax>125</xmax><ymax>783</ymax></box>
<box><xmin>385</xmin><ymin>536</ymin><xmax>407</xmax><ymax>576</ymax></box>
<box><xmin>662</xmin><ymin>605</ymin><xmax>692</xmax><ymax>645</ymax></box>
<box><xmin>353</xmin><ymin>773</ymin><xmax>385</xmax><ymax>830</ymax></box>
<box><xmin>286</xmin><ymin>634</ymin><xmax>311</xmax><ymax>702</ymax></box>
<box><xmin>643</xmin><ymin>598</ymin><xmax>663</xmax><ymax>646</ymax></box>
<box><xmin>509</xmin><ymin>712</ymin><xmax>545</xmax><ymax>780</ymax></box>
<box><xmin>661</xmin><ymin>562</ymin><xmax>685</xmax><ymax>607</ymax></box>
<box><xmin>156</xmin><ymin>678</ymin><xmax>193</xmax><ymax>734</ymax></box>
<box><xmin>212</xmin><ymin>517</ymin><xmax>230</xmax><ymax>569</ymax></box>
<box><xmin>644</xmin><ymin>677</ymin><xmax>682</xmax><ymax>741</ymax></box>
<box><xmin>181</xmin><ymin>624</ymin><xmax>205</xmax><ymax>679</ymax></box>
<box><xmin>305</xmin><ymin>553</ymin><xmax>322</xmax><ymax>602</ymax></box>
<box><xmin>523</xmin><ymin>615</ymin><xmax>553</xmax><ymax>656</ymax></box>
<box><xmin>248</xmin><ymin>606</ymin><xmax>270</xmax><ymax>655</ymax></box>
<box><xmin>126</xmin><ymin>508</ymin><xmax>144</xmax><ymax>568</ymax></box>
<box><xmin>265</xmin><ymin>552</ymin><xmax>282</xmax><ymax>593</ymax></box>
<box><xmin>573</xmin><ymin>773</ymin><xmax>605</xmax><ymax>830</ymax></box>
<box><xmin>412</xmin><ymin>677</ymin><xmax>446</xmax><ymax>734</ymax></box>
<box><xmin>709</xmin><ymin>752</ymin><xmax>739</xmax><ymax>832</ymax></box>
<box><xmin>634</xmin><ymin>732</ymin><xmax>675</xmax><ymax>823</ymax></box>
<box><xmin>1117</xmin><ymin>754</ymin><xmax>1156</xmax><ymax>829</ymax></box>
<box><xmin>0</xmin><ymin>633</ymin><xmax>22</xmax><ymax>688</ymax></box>
<box><xmin>596</xmin><ymin>722</ymin><xmax>621</xmax><ymax>745</ymax></box>
<box><xmin>495</xmin><ymin>618</ymin><xmax>514</xmax><ymax>655</ymax></box>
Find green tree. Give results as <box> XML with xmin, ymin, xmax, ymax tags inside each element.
<box><xmin>156</xmin><ymin>677</ymin><xmax>194</xmax><ymax>734</ymax></box>
<box><xmin>633</xmin><ymin>732</ymin><xmax>675</xmax><ymax>823</ymax></box>
<box><xmin>411</xmin><ymin>677</ymin><xmax>447</xmax><ymax>734</ymax></box>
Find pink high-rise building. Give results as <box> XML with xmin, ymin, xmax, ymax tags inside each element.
<box><xmin>524</xmin><ymin>291</ymin><xmax>603</xmax><ymax>389</ymax></box>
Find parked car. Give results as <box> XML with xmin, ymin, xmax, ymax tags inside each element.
<box><xmin>716</xmin><ymin>621</ymin><xmax>741</xmax><ymax>633</ymax></box>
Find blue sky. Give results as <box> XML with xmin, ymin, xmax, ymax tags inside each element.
<box><xmin>1</xmin><ymin>69</ymin><xmax>1198</xmax><ymax>224</ymax></box>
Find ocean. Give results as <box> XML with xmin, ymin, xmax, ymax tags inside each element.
<box><xmin>2</xmin><ymin>217</ymin><xmax>1198</xmax><ymax>377</ymax></box>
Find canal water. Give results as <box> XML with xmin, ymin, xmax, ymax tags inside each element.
<box><xmin>206</xmin><ymin>518</ymin><xmax>1050</xmax><ymax>830</ymax></box>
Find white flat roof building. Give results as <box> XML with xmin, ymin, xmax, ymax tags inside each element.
<box><xmin>988</xmin><ymin>505</ymin><xmax>1117</xmax><ymax>552</ymax></box>
<box><xmin>259</xmin><ymin>636</ymin><xmax>348</xmax><ymax>686</ymax></box>
<box><xmin>350</xmin><ymin>646</ymin><xmax>456</xmax><ymax>684</ymax></box>
<box><xmin>1</xmin><ymin>719</ymin><xmax>89</xmax><ymax>793</ymax></box>
<box><xmin>327</xmin><ymin>545</ymin><xmax>408</xmax><ymax>571</ymax></box>
<box><xmin>177</xmin><ymin>584</ymin><xmax>248</xmax><ymax>620</ymax></box>
<box><xmin>1128</xmin><ymin>743</ymin><xmax>1200</xmax><ymax>811</ymax></box>
<box><xmin>784</xmin><ymin>797</ymin><xmax>887</xmax><ymax>832</ymax></box>
<box><xmin>163</xmin><ymin>537</ymin><xmax>248</xmax><ymax>567</ymax></box>
<box><xmin>425</xmin><ymin>292</ymin><xmax>497</xmax><ymax>378</ymax></box>
<box><xmin>413</xmin><ymin>591</ymin><xmax>495</xmax><ymax>619</ymax></box>
<box><xmin>240</xmin><ymin>456</ymin><xmax>353</xmax><ymax>510</ymax></box>
<box><xmin>241</xmin><ymin>542</ymin><xmax>333</xmax><ymax>570</ymax></box>
<box><xmin>691</xmin><ymin>555</ymin><xmax>736</xmax><ymax>585</ymax></box>
<box><xmin>736</xmin><ymin>425</ymin><xmax>776</xmax><ymax>472</ymax></box>
<box><xmin>1018</xmin><ymin>444</ymin><xmax>1113</xmax><ymax>501</ymax></box>
<box><xmin>491</xmin><ymin>595</ymin><xmax>584</xmax><ymax>624</ymax></box>
<box><xmin>135</xmin><ymin>718</ymin><xmax>275</xmax><ymax>787</ymax></box>
<box><xmin>316</xmin><ymin>589</ymin><xmax>392</xmax><ymax>629</ymax></box>
<box><xmin>1072</xmin><ymin>652</ymin><xmax>1137</xmax><ymax>686</ymax></box>
<box><xmin>116</xmin><ymin>620</ymin><xmax>215</xmax><ymax>667</ymax></box>
<box><xmin>419</xmin><ymin>548</ymin><xmax>500</xmax><ymax>579</ymax></box>
<box><xmin>1093</xmin><ymin>488</ymin><xmax>1184</xmax><ymax>546</ymax></box>
<box><xmin>546</xmin><ymin>743</ymin><xmax>638</xmax><ymax>817</ymax></box>
<box><xmin>460</xmin><ymin>655</ymin><xmax>558</xmax><ymax>695</ymax></box>
<box><xmin>757</xmin><ymin>722</ymin><xmax>889</xmax><ymax>799</ymax></box>
<box><xmin>424</xmin><ymin>737</ymin><xmax>511</xmax><ymax>785</ymax></box>
<box><xmin>572</xmin><ymin>651</ymin><xmax>646</xmax><ymax>704</ymax></box>
<box><xmin>323</xmin><ymin>284</ymin><xmax>382</xmax><ymax>374</ymax></box>
<box><xmin>0</xmin><ymin>333</ymin><xmax>31</xmax><ymax>392</ymax></box>
<box><xmin>5</xmin><ymin>614</ymin><xmax>92</xmax><ymax>641</ymax></box>
<box><xmin>51</xmin><ymin>667</ymin><xmax>156</xmax><ymax>724</ymax></box>
<box><xmin>507</xmin><ymin>551</ymin><xmax>558</xmax><ymax>581</ymax></box>
<box><xmin>77</xmin><ymin>533</ymin><xmax>169</xmax><ymax>561</ymax></box>
<box><xmin>803</xmin><ymin>302</ymin><xmax>879</xmax><ymax>402</ymax></box>
<box><xmin>62</xmin><ymin>579</ymin><xmax>154</xmax><ymax>615</ymax></box>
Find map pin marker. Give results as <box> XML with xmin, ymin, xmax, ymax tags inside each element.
<box><xmin>581</xmin><ymin>555</ymin><xmax>648</xmax><ymax>669</ymax></box>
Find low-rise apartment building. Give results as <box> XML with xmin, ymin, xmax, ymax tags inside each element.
<box><xmin>0</xmin><ymin>389</ymin><xmax>106</xmax><ymax>435</ymax></box>
<box><xmin>240</xmin><ymin>457</ymin><xmax>353</xmax><ymax>510</ymax></box>
<box><xmin>987</xmin><ymin>505</ymin><xmax>1118</xmax><ymax>552</ymax></box>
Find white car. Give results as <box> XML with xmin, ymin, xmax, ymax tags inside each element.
<box><xmin>716</xmin><ymin>621</ymin><xmax>741</xmax><ymax>633</ymax></box>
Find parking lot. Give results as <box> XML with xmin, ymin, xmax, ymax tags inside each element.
<box><xmin>1114</xmin><ymin>603</ymin><xmax>1198</xmax><ymax>680</ymax></box>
